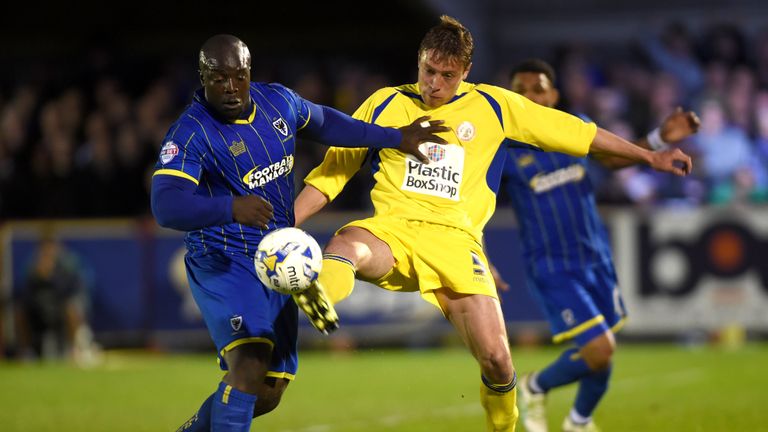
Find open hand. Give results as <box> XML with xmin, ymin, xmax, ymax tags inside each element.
<box><xmin>232</xmin><ymin>195</ymin><xmax>273</xmax><ymax>229</ymax></box>
<box><xmin>650</xmin><ymin>148</ymin><xmax>693</xmax><ymax>176</ymax></box>
<box><xmin>398</xmin><ymin>116</ymin><xmax>451</xmax><ymax>163</ymax></box>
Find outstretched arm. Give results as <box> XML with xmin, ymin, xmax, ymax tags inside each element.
<box><xmin>302</xmin><ymin>101</ymin><xmax>449</xmax><ymax>163</ymax></box>
<box><xmin>294</xmin><ymin>185</ymin><xmax>330</xmax><ymax>227</ymax></box>
<box><xmin>593</xmin><ymin>107</ymin><xmax>700</xmax><ymax>169</ymax></box>
<box><xmin>589</xmin><ymin>126</ymin><xmax>693</xmax><ymax>176</ymax></box>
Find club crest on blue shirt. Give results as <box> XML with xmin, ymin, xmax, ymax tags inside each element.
<box><xmin>272</xmin><ymin>117</ymin><xmax>289</xmax><ymax>136</ymax></box>
<box><xmin>160</xmin><ymin>141</ymin><xmax>179</xmax><ymax>165</ymax></box>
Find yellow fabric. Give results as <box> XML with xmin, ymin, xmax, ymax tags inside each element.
<box><xmin>304</xmin><ymin>81</ymin><xmax>596</xmax><ymax>243</ymax></box>
<box><xmin>339</xmin><ymin>215</ymin><xmax>496</xmax><ymax>310</ymax></box>
<box><xmin>552</xmin><ymin>314</ymin><xmax>607</xmax><ymax>344</ymax></box>
<box><xmin>319</xmin><ymin>257</ymin><xmax>357</xmax><ymax>304</ymax></box>
<box><xmin>480</xmin><ymin>382</ymin><xmax>518</xmax><ymax>431</ymax></box>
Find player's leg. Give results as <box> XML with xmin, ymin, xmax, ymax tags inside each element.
<box><xmin>433</xmin><ymin>288</ymin><xmax>518</xmax><ymax>432</ymax></box>
<box><xmin>322</xmin><ymin>225</ymin><xmax>395</xmax><ymax>302</ymax></box>
<box><xmin>177</xmin><ymin>343</ymin><xmax>269</xmax><ymax>432</ymax></box>
<box><xmin>294</xmin><ymin>224</ymin><xmax>395</xmax><ymax>332</ymax></box>
<box><xmin>561</xmin><ymin>334</ymin><xmax>612</xmax><ymax>432</ymax></box>
<box><xmin>179</xmin><ymin>253</ymin><xmax>295</xmax><ymax>432</ymax></box>
<box><xmin>523</xmin><ymin>268</ymin><xmax>621</xmax><ymax>431</ymax></box>
<box><xmin>252</xmin><ymin>377</ymin><xmax>290</xmax><ymax>417</ymax></box>
<box><xmin>562</xmin><ymin>271</ymin><xmax>622</xmax><ymax>431</ymax></box>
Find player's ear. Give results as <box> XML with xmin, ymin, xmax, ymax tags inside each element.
<box><xmin>462</xmin><ymin>62</ymin><xmax>472</xmax><ymax>80</ymax></box>
<box><xmin>198</xmin><ymin>69</ymin><xmax>205</xmax><ymax>86</ymax></box>
<box><xmin>551</xmin><ymin>88</ymin><xmax>560</xmax><ymax>106</ymax></box>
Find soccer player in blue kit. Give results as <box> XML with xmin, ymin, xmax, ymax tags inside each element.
<box><xmin>498</xmin><ymin>59</ymin><xmax>700</xmax><ymax>432</ymax></box>
<box><xmin>150</xmin><ymin>34</ymin><xmax>448</xmax><ymax>432</ymax></box>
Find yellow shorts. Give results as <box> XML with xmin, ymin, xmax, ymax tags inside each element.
<box><xmin>340</xmin><ymin>216</ymin><xmax>498</xmax><ymax>310</ymax></box>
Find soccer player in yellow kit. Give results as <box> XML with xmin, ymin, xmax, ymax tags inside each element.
<box><xmin>294</xmin><ymin>16</ymin><xmax>692</xmax><ymax>431</ymax></box>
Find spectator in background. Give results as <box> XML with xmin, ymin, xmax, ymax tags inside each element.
<box><xmin>13</xmin><ymin>235</ymin><xmax>98</xmax><ymax>364</ymax></box>
<box><xmin>640</xmin><ymin>21</ymin><xmax>704</xmax><ymax>100</ymax></box>
<box><xmin>692</xmin><ymin>95</ymin><xmax>760</xmax><ymax>205</ymax></box>
<box><xmin>748</xmin><ymin>91</ymin><xmax>768</xmax><ymax>203</ymax></box>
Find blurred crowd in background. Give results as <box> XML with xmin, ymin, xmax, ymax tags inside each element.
<box><xmin>2</xmin><ymin>19</ymin><xmax>768</xmax><ymax>219</ymax></box>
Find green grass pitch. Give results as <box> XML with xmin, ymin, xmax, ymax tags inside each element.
<box><xmin>1</xmin><ymin>343</ymin><xmax>765</xmax><ymax>431</ymax></box>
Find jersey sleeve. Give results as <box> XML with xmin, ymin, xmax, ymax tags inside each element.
<box><xmin>276</xmin><ymin>84</ymin><xmax>313</xmax><ymax>131</ymax></box>
<box><xmin>303</xmin><ymin>147</ymin><xmax>368</xmax><ymax>201</ymax></box>
<box><xmin>152</xmin><ymin>120</ymin><xmax>206</xmax><ymax>186</ymax></box>
<box><xmin>499</xmin><ymin>88</ymin><xmax>596</xmax><ymax>157</ymax></box>
<box><xmin>302</xmin><ymin>91</ymin><xmax>386</xmax><ymax>201</ymax></box>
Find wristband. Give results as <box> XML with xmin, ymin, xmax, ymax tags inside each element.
<box><xmin>646</xmin><ymin>127</ymin><xmax>669</xmax><ymax>151</ymax></box>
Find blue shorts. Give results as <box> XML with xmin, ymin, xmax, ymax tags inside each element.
<box><xmin>186</xmin><ymin>252</ymin><xmax>298</xmax><ymax>380</ymax></box>
<box><xmin>527</xmin><ymin>264</ymin><xmax>627</xmax><ymax>346</ymax></box>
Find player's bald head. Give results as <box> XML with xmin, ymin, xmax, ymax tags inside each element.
<box><xmin>199</xmin><ymin>34</ymin><xmax>251</xmax><ymax>73</ymax></box>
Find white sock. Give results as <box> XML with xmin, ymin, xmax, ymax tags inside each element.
<box><xmin>569</xmin><ymin>408</ymin><xmax>591</xmax><ymax>425</ymax></box>
<box><xmin>528</xmin><ymin>372</ymin><xmax>545</xmax><ymax>394</ymax></box>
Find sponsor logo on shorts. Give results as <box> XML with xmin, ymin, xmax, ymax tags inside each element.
<box><xmin>471</xmin><ymin>251</ymin><xmax>489</xmax><ymax>283</ymax></box>
<box><xmin>401</xmin><ymin>143</ymin><xmax>464</xmax><ymax>200</ymax></box>
<box><xmin>242</xmin><ymin>155</ymin><xmax>294</xmax><ymax>189</ymax></box>
<box><xmin>471</xmin><ymin>252</ymin><xmax>487</xmax><ymax>276</ymax></box>
<box><xmin>160</xmin><ymin>141</ymin><xmax>179</xmax><ymax>165</ymax></box>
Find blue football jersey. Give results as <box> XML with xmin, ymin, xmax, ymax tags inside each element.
<box><xmin>502</xmin><ymin>143</ymin><xmax>614</xmax><ymax>277</ymax></box>
<box><xmin>154</xmin><ymin>83</ymin><xmax>310</xmax><ymax>257</ymax></box>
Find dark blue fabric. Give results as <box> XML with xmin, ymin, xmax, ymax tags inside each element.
<box><xmin>151</xmin><ymin>175</ymin><xmax>232</xmax><ymax>231</ymax></box>
<box><xmin>302</xmin><ymin>102</ymin><xmax>401</xmax><ymax>148</ymax></box>
<box><xmin>536</xmin><ymin>348</ymin><xmax>591</xmax><ymax>392</ymax></box>
<box><xmin>178</xmin><ymin>393</ymin><xmax>213</xmax><ymax>431</ymax></box>
<box><xmin>574</xmin><ymin>365</ymin><xmax>612</xmax><ymax>418</ymax></box>
<box><xmin>211</xmin><ymin>381</ymin><xmax>257</xmax><ymax>432</ymax></box>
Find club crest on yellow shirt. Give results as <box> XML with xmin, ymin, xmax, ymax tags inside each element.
<box><xmin>457</xmin><ymin>121</ymin><xmax>475</xmax><ymax>141</ymax></box>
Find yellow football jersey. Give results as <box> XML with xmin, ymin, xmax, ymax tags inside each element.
<box><xmin>304</xmin><ymin>81</ymin><xmax>596</xmax><ymax>241</ymax></box>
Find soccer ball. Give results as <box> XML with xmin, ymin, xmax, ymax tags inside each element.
<box><xmin>254</xmin><ymin>227</ymin><xmax>322</xmax><ymax>295</ymax></box>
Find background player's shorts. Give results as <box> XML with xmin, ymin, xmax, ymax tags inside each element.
<box><xmin>185</xmin><ymin>252</ymin><xmax>298</xmax><ymax>380</ymax></box>
<box><xmin>341</xmin><ymin>216</ymin><xmax>497</xmax><ymax>311</ymax></box>
<box><xmin>528</xmin><ymin>263</ymin><xmax>627</xmax><ymax>346</ymax></box>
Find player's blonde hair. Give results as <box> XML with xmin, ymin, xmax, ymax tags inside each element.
<box><xmin>418</xmin><ymin>15</ymin><xmax>474</xmax><ymax>68</ymax></box>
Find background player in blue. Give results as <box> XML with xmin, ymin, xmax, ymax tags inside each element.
<box><xmin>150</xmin><ymin>34</ymin><xmax>448</xmax><ymax>432</ymax></box>
<box><xmin>496</xmin><ymin>59</ymin><xmax>700</xmax><ymax>432</ymax></box>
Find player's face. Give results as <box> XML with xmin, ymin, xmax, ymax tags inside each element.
<box><xmin>418</xmin><ymin>50</ymin><xmax>470</xmax><ymax>109</ymax></box>
<box><xmin>510</xmin><ymin>72</ymin><xmax>558</xmax><ymax>108</ymax></box>
<box><xmin>201</xmin><ymin>50</ymin><xmax>251</xmax><ymax>121</ymax></box>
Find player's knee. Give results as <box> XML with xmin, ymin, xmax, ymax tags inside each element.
<box><xmin>479</xmin><ymin>350</ymin><xmax>514</xmax><ymax>384</ymax></box>
<box><xmin>582</xmin><ymin>342</ymin><xmax>614</xmax><ymax>371</ymax></box>
<box><xmin>252</xmin><ymin>393</ymin><xmax>282</xmax><ymax>418</ymax></box>
<box><xmin>326</xmin><ymin>228</ymin><xmax>361</xmax><ymax>257</ymax></box>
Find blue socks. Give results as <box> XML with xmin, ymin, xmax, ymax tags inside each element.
<box><xmin>574</xmin><ymin>364</ymin><xmax>611</xmax><ymax>418</ymax></box>
<box><xmin>532</xmin><ymin>347</ymin><xmax>613</xmax><ymax>419</ymax></box>
<box><xmin>178</xmin><ymin>382</ymin><xmax>257</xmax><ymax>432</ymax></box>
<box><xmin>176</xmin><ymin>393</ymin><xmax>213</xmax><ymax>431</ymax></box>
<box><xmin>535</xmin><ymin>348</ymin><xmax>591</xmax><ymax>391</ymax></box>
<box><xmin>211</xmin><ymin>381</ymin><xmax>258</xmax><ymax>432</ymax></box>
